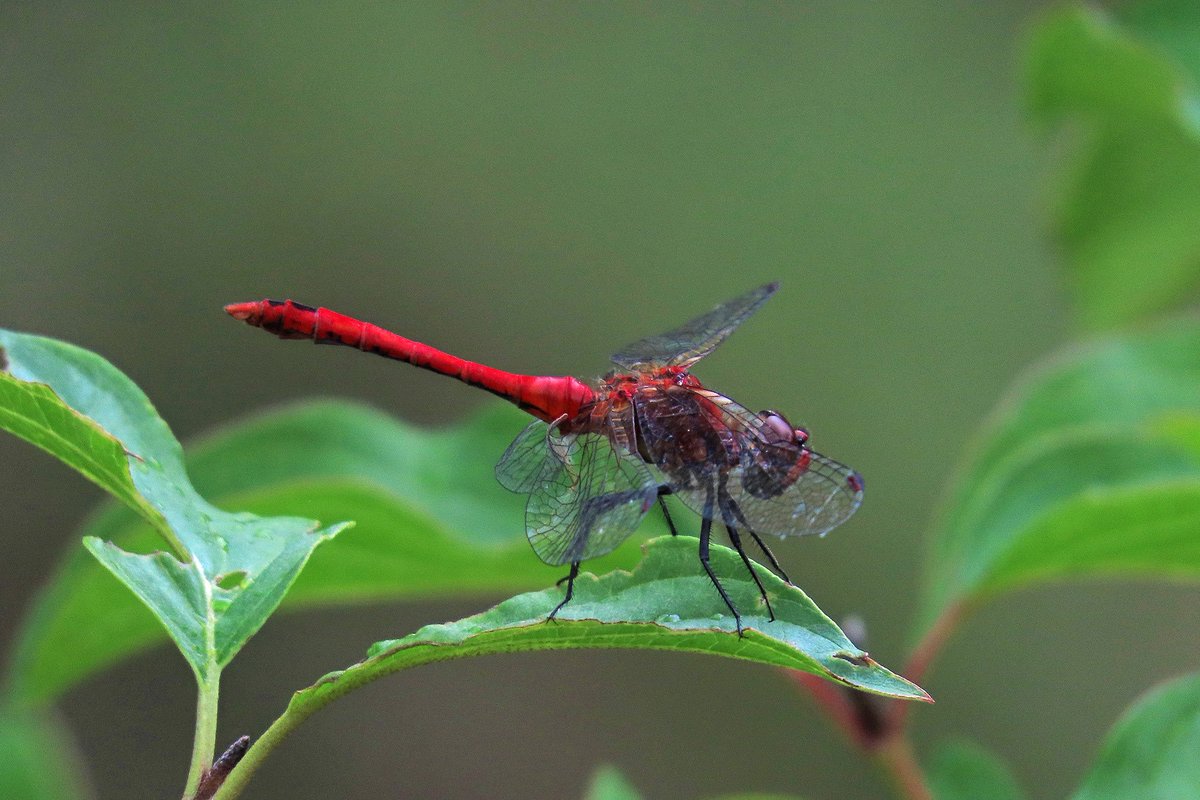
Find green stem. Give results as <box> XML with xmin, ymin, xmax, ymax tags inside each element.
<box><xmin>209</xmin><ymin>698</ymin><xmax>312</xmax><ymax>799</ymax></box>
<box><xmin>185</xmin><ymin>574</ymin><xmax>222</xmax><ymax>800</ymax></box>
<box><xmin>213</xmin><ymin>642</ymin><xmax>405</xmax><ymax>799</ymax></box>
<box><xmin>184</xmin><ymin>668</ymin><xmax>221</xmax><ymax>797</ymax></box>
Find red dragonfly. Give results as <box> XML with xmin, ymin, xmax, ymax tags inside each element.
<box><xmin>226</xmin><ymin>284</ymin><xmax>863</xmax><ymax>633</ymax></box>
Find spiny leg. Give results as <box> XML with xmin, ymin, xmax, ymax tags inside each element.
<box><xmin>747</xmin><ymin>529</ymin><xmax>792</xmax><ymax>585</ymax></box>
<box><xmin>728</xmin><ymin>495</ymin><xmax>793</xmax><ymax>584</ymax></box>
<box><xmin>549</xmin><ymin>561</ymin><xmax>581</xmax><ymax>621</ymax></box>
<box><xmin>697</xmin><ymin>484</ymin><xmax>743</xmax><ymax>636</ymax></box>
<box><xmin>724</xmin><ymin>523</ymin><xmax>775</xmax><ymax>622</ymax></box>
<box><xmin>656</xmin><ymin>485</ymin><xmax>680</xmax><ymax>537</ymax></box>
<box><xmin>718</xmin><ymin>486</ymin><xmax>775</xmax><ymax>620</ymax></box>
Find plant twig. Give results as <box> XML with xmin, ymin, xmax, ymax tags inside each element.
<box><xmin>788</xmin><ymin>600</ymin><xmax>971</xmax><ymax>800</ymax></box>
<box><xmin>787</xmin><ymin>671</ymin><xmax>885</xmax><ymax>750</ymax></box>
<box><xmin>184</xmin><ymin>669</ymin><xmax>221</xmax><ymax>797</ymax></box>
<box><xmin>874</xmin><ymin>733</ymin><xmax>934</xmax><ymax>800</ymax></box>
<box><xmin>208</xmin><ymin>694</ymin><xmax>320</xmax><ymax>800</ymax></box>
<box><xmin>194</xmin><ymin>736</ymin><xmax>250</xmax><ymax>800</ymax></box>
<box><xmin>887</xmin><ymin>599</ymin><xmax>969</xmax><ymax>733</ymax></box>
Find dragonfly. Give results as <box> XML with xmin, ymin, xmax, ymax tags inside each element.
<box><xmin>225</xmin><ymin>283</ymin><xmax>863</xmax><ymax>634</ymax></box>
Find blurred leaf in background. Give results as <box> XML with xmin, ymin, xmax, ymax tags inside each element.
<box><xmin>0</xmin><ymin>712</ymin><xmax>89</xmax><ymax>800</ymax></box>
<box><xmin>917</xmin><ymin>319</ymin><xmax>1200</xmax><ymax>635</ymax></box>
<box><xmin>1026</xmin><ymin>1</ymin><xmax>1200</xmax><ymax>328</ymax></box>
<box><xmin>585</xmin><ymin>766</ymin><xmax>643</xmax><ymax>800</ymax></box>
<box><xmin>1073</xmin><ymin>672</ymin><xmax>1200</xmax><ymax>799</ymax></box>
<box><xmin>928</xmin><ymin>740</ymin><xmax>1025</xmax><ymax>800</ymax></box>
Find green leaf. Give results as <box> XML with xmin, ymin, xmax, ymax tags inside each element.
<box><xmin>585</xmin><ymin>766</ymin><xmax>644</xmax><ymax>800</ymax></box>
<box><xmin>918</xmin><ymin>321</ymin><xmax>1200</xmax><ymax>632</ymax></box>
<box><xmin>214</xmin><ymin>537</ymin><xmax>926</xmax><ymax>798</ymax></box>
<box><xmin>929</xmin><ymin>740</ymin><xmax>1025</xmax><ymax>800</ymax></box>
<box><xmin>1117</xmin><ymin>1</ymin><xmax>1200</xmax><ymax>90</ymax></box>
<box><xmin>186</xmin><ymin>401</ymin><xmax>532</xmax><ymax>547</ymax></box>
<box><xmin>0</xmin><ymin>332</ymin><xmax>170</xmax><ymax>533</ymax></box>
<box><xmin>6</xmin><ymin>402</ymin><xmax>652</xmax><ymax>706</ymax></box>
<box><xmin>1074</xmin><ymin>671</ymin><xmax>1200</xmax><ymax>800</ymax></box>
<box><xmin>184</xmin><ymin>402</ymin><xmax>659</xmax><ymax>604</ymax></box>
<box><xmin>354</xmin><ymin>537</ymin><xmax>926</xmax><ymax>699</ymax></box>
<box><xmin>0</xmin><ymin>710</ymin><xmax>90</xmax><ymax>800</ymax></box>
<box><xmin>1025</xmin><ymin>4</ymin><xmax>1200</xmax><ymax>327</ymax></box>
<box><xmin>0</xmin><ymin>330</ymin><xmax>345</xmax><ymax>691</ymax></box>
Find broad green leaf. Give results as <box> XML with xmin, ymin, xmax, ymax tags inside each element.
<box><xmin>0</xmin><ymin>710</ymin><xmax>90</xmax><ymax>800</ymax></box>
<box><xmin>186</xmin><ymin>401</ymin><xmax>532</xmax><ymax>547</ymax></box>
<box><xmin>6</xmin><ymin>402</ymin><xmax>655</xmax><ymax>706</ymax></box>
<box><xmin>928</xmin><ymin>740</ymin><xmax>1025</xmax><ymax>800</ymax></box>
<box><xmin>350</xmin><ymin>537</ymin><xmax>926</xmax><ymax>699</ymax></box>
<box><xmin>1074</xmin><ymin>671</ymin><xmax>1200</xmax><ymax>800</ymax></box>
<box><xmin>1025</xmin><ymin>4</ymin><xmax>1200</xmax><ymax>327</ymax></box>
<box><xmin>215</xmin><ymin>537</ymin><xmax>926</xmax><ymax>798</ymax></box>
<box><xmin>0</xmin><ymin>330</ymin><xmax>345</xmax><ymax>691</ymax></box>
<box><xmin>0</xmin><ymin>332</ymin><xmax>170</xmax><ymax>535</ymax></box>
<box><xmin>585</xmin><ymin>766</ymin><xmax>644</xmax><ymax>800</ymax></box>
<box><xmin>918</xmin><ymin>321</ymin><xmax>1200</xmax><ymax>632</ymax></box>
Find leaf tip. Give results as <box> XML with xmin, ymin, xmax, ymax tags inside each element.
<box><xmin>80</xmin><ymin>535</ymin><xmax>107</xmax><ymax>555</ymax></box>
<box><xmin>317</xmin><ymin>520</ymin><xmax>355</xmax><ymax>540</ymax></box>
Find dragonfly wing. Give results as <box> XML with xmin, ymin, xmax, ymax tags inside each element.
<box><xmin>497</xmin><ymin>419</ymin><xmax>659</xmax><ymax>566</ymax></box>
<box><xmin>723</xmin><ymin>448</ymin><xmax>863</xmax><ymax>539</ymax></box>
<box><xmin>495</xmin><ymin>419</ymin><xmax>559</xmax><ymax>493</ymax></box>
<box><xmin>635</xmin><ymin>386</ymin><xmax>863</xmax><ymax>538</ymax></box>
<box><xmin>611</xmin><ymin>283</ymin><xmax>778</xmax><ymax>371</ymax></box>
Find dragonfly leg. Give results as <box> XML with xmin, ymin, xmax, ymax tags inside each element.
<box><xmin>698</xmin><ymin>486</ymin><xmax>744</xmax><ymax>636</ymax></box>
<box><xmin>718</xmin><ymin>486</ymin><xmax>775</xmax><ymax>621</ymax></box>
<box><xmin>548</xmin><ymin>561</ymin><xmax>581</xmax><ymax>621</ymax></box>
<box><xmin>656</xmin><ymin>485</ymin><xmax>680</xmax><ymax>537</ymax></box>
<box><xmin>727</xmin><ymin>497</ymin><xmax>794</xmax><ymax>585</ymax></box>
<box><xmin>746</xmin><ymin>529</ymin><xmax>792</xmax><ymax>585</ymax></box>
<box><xmin>723</xmin><ymin>523</ymin><xmax>775</xmax><ymax>622</ymax></box>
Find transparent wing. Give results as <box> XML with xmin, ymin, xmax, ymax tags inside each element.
<box><xmin>724</xmin><ymin>448</ymin><xmax>863</xmax><ymax>539</ymax></box>
<box><xmin>495</xmin><ymin>416</ymin><xmax>659</xmax><ymax>566</ymax></box>
<box><xmin>611</xmin><ymin>283</ymin><xmax>778</xmax><ymax>371</ymax></box>
<box><xmin>495</xmin><ymin>419</ymin><xmax>558</xmax><ymax>493</ymax></box>
<box><xmin>634</xmin><ymin>385</ymin><xmax>863</xmax><ymax>539</ymax></box>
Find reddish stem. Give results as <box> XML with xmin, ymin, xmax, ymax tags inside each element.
<box><xmin>887</xmin><ymin>599</ymin><xmax>969</xmax><ymax>733</ymax></box>
<box><xmin>785</xmin><ymin>599</ymin><xmax>970</xmax><ymax>800</ymax></box>
<box><xmin>874</xmin><ymin>734</ymin><xmax>934</xmax><ymax>800</ymax></box>
<box><xmin>788</xmin><ymin>672</ymin><xmax>882</xmax><ymax>750</ymax></box>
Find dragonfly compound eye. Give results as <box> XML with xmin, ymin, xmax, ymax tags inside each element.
<box><xmin>759</xmin><ymin>410</ymin><xmax>798</xmax><ymax>444</ymax></box>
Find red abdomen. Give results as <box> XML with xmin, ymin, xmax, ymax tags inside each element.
<box><xmin>225</xmin><ymin>299</ymin><xmax>594</xmax><ymax>423</ymax></box>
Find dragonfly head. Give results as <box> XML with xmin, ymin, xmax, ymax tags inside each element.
<box><xmin>759</xmin><ymin>409</ymin><xmax>808</xmax><ymax>447</ymax></box>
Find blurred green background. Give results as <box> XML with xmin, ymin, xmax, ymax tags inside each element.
<box><xmin>4</xmin><ymin>3</ymin><xmax>1197</xmax><ymax>798</ymax></box>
